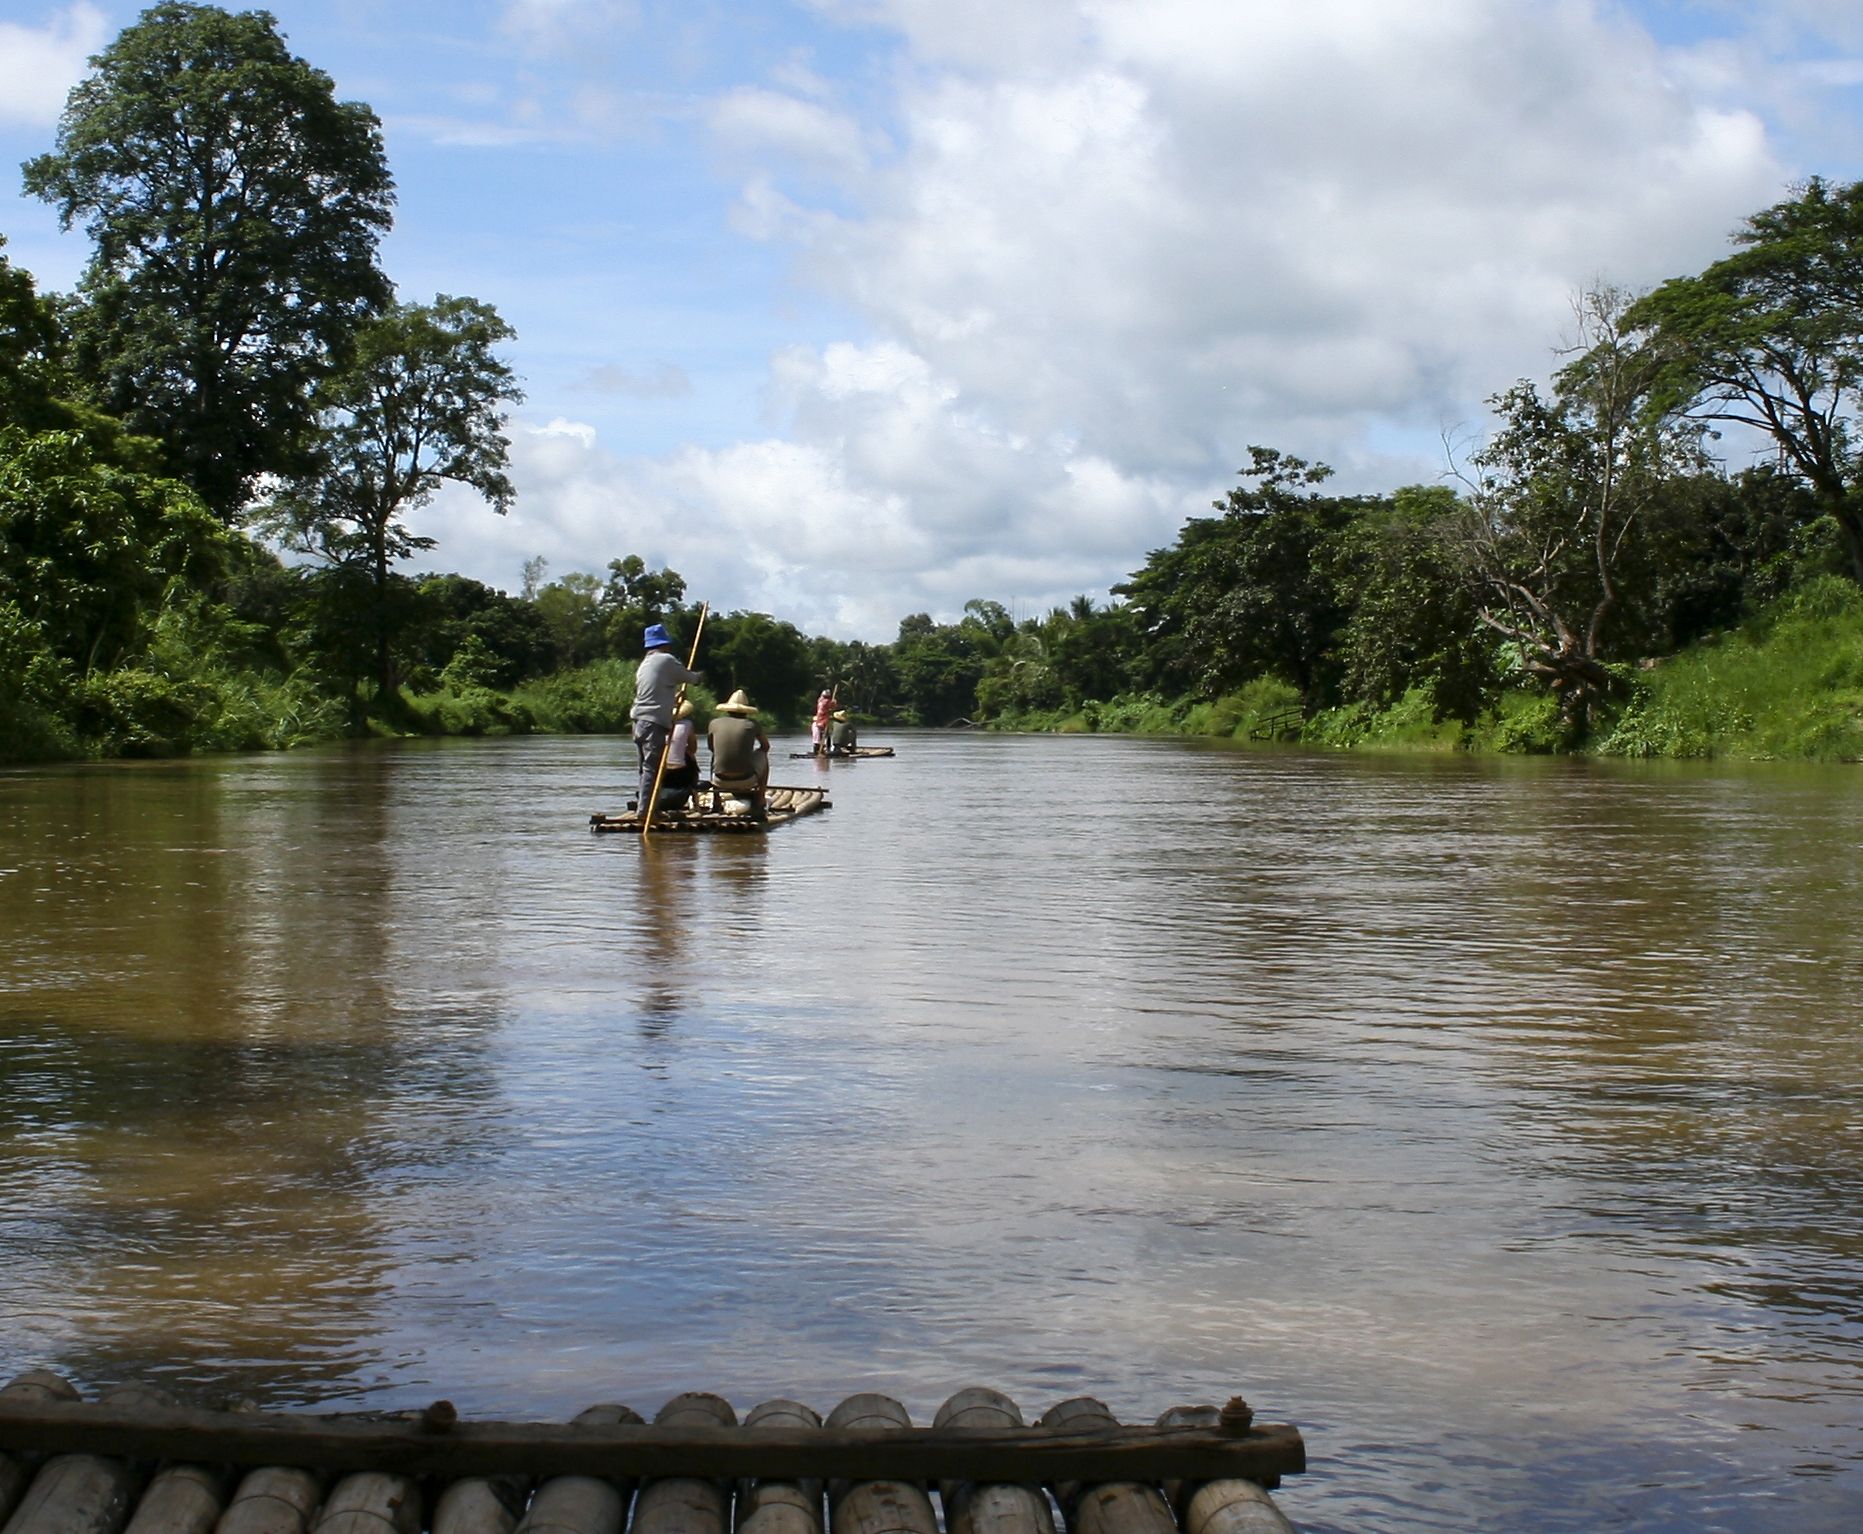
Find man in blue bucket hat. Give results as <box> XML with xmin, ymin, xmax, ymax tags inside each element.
<box><xmin>631</xmin><ymin>622</ymin><xmax>701</xmax><ymax>814</ymax></box>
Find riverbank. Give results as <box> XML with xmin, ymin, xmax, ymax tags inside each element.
<box><xmin>984</xmin><ymin>577</ymin><xmax>1863</xmax><ymax>762</ymax></box>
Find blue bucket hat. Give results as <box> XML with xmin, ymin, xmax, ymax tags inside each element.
<box><xmin>642</xmin><ymin>623</ymin><xmax>672</xmax><ymax>650</ymax></box>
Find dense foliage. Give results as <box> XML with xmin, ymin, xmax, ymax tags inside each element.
<box><xmin>3</xmin><ymin>6</ymin><xmax>1860</xmax><ymax>763</ymax></box>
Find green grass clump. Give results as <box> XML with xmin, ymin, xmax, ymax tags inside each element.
<box><xmin>1596</xmin><ymin>577</ymin><xmax>1863</xmax><ymax>760</ymax></box>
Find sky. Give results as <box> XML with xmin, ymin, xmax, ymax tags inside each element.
<box><xmin>3</xmin><ymin>0</ymin><xmax>1863</xmax><ymax>640</ymax></box>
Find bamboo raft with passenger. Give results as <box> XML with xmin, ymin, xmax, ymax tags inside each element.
<box><xmin>591</xmin><ymin>785</ymin><xmax>830</xmax><ymax>834</ymax></box>
<box><xmin>0</xmin><ymin>1372</ymin><xmax>1306</xmax><ymax>1534</ymax></box>
<box><xmin>787</xmin><ymin>746</ymin><xmax>895</xmax><ymax>760</ymax></box>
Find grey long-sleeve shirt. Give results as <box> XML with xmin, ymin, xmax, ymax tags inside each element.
<box><xmin>631</xmin><ymin>651</ymin><xmax>701</xmax><ymax>726</ymax></box>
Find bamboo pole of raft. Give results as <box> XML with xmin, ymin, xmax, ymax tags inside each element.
<box><xmin>640</xmin><ymin>603</ymin><xmax>708</xmax><ymax>838</ymax></box>
<box><xmin>431</xmin><ymin>1474</ymin><xmax>527</xmax><ymax>1534</ymax></box>
<box><xmin>3</xmin><ymin>1380</ymin><xmax>175</xmax><ymax>1534</ymax></box>
<box><xmin>213</xmin><ymin>1467</ymin><xmax>324</xmax><ymax>1534</ymax></box>
<box><xmin>512</xmin><ymin>1405</ymin><xmax>641</xmax><ymax>1534</ymax></box>
<box><xmin>630</xmin><ymin>1395</ymin><xmax>735</xmax><ymax>1534</ymax></box>
<box><xmin>822</xmin><ymin>1396</ymin><xmax>936</xmax><ymax>1534</ymax></box>
<box><xmin>735</xmin><ymin>1399</ymin><xmax>822</xmax><ymax>1534</ymax></box>
<box><xmin>0</xmin><ymin>1401</ymin><xmax>1305</xmax><ymax>1487</ymax></box>
<box><xmin>931</xmin><ymin>1390</ymin><xmax>1053</xmax><ymax>1534</ymax></box>
<box><xmin>1153</xmin><ymin>1407</ymin><xmax>1295</xmax><ymax>1534</ymax></box>
<box><xmin>309</xmin><ymin>1472</ymin><xmax>421</xmax><ymax>1534</ymax></box>
<box><xmin>1037</xmin><ymin>1400</ymin><xmax>1175</xmax><ymax>1534</ymax></box>
<box><xmin>1</xmin><ymin>1373</ymin><xmax>81</xmax><ymax>1525</ymax></box>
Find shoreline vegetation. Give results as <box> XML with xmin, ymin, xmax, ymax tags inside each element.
<box><xmin>4</xmin><ymin>8</ymin><xmax>1863</xmax><ymax>771</ymax></box>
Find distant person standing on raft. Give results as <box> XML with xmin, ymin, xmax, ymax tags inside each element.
<box><xmin>811</xmin><ymin>689</ymin><xmax>834</xmax><ymax>755</ymax></box>
<box><xmin>632</xmin><ymin>623</ymin><xmax>701</xmax><ymax>812</ymax></box>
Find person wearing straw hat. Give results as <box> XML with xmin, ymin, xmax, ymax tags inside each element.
<box><xmin>829</xmin><ymin>708</ymin><xmax>858</xmax><ymax>754</ymax></box>
<box><xmin>707</xmin><ymin>690</ymin><xmax>770</xmax><ymax>817</ymax></box>
<box><xmin>632</xmin><ymin>622</ymin><xmax>701</xmax><ymax>815</ymax></box>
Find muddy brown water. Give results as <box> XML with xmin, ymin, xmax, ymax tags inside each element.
<box><xmin>1</xmin><ymin>732</ymin><xmax>1859</xmax><ymax>1532</ymax></box>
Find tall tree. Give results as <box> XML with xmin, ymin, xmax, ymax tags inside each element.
<box><xmin>1627</xmin><ymin>177</ymin><xmax>1863</xmax><ymax>582</ymax></box>
<box><xmin>1118</xmin><ymin>447</ymin><xmax>1359</xmax><ymax>707</ymax></box>
<box><xmin>1453</xmin><ymin>287</ymin><xmax>1707</xmax><ymax>730</ymax></box>
<box><xmin>262</xmin><ymin>295</ymin><xmax>521</xmax><ymax>696</ymax></box>
<box><xmin>22</xmin><ymin>1</ymin><xmax>395</xmax><ymax>520</ymax></box>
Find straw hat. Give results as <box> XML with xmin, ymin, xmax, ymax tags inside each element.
<box><xmin>674</xmin><ymin>699</ymin><xmax>694</xmax><ymax>720</ymax></box>
<box><xmin>714</xmin><ymin>689</ymin><xmax>757</xmax><ymax>715</ymax></box>
<box><xmin>832</xmin><ymin>709</ymin><xmax>850</xmax><ymax>721</ymax></box>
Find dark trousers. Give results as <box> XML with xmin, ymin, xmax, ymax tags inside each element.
<box><xmin>633</xmin><ymin>717</ymin><xmax>668</xmax><ymax>811</ymax></box>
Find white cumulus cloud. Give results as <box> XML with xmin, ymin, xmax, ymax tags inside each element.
<box><xmin>0</xmin><ymin>3</ymin><xmax>107</xmax><ymax>127</ymax></box>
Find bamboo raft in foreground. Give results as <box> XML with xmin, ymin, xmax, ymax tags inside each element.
<box><xmin>590</xmin><ymin>786</ymin><xmax>830</xmax><ymax>834</ymax></box>
<box><xmin>787</xmin><ymin>747</ymin><xmax>896</xmax><ymax>760</ymax></box>
<box><xmin>0</xmin><ymin>1375</ymin><xmax>1304</xmax><ymax>1534</ymax></box>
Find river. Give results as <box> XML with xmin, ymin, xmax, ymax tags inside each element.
<box><xmin>1</xmin><ymin>732</ymin><xmax>1859</xmax><ymax>1532</ymax></box>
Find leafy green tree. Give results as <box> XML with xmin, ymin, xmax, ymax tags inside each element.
<box><xmin>1335</xmin><ymin>485</ymin><xmax>1496</xmax><ymax>721</ymax></box>
<box><xmin>401</xmin><ymin>573</ymin><xmax>551</xmax><ymax>689</ymax></box>
<box><xmin>600</xmin><ymin>554</ymin><xmax>691</xmax><ymax>654</ymax></box>
<box><xmin>1454</xmin><ymin>287</ymin><xmax>1708</xmax><ymax>729</ymax></box>
<box><xmin>0</xmin><ymin>236</ymin><xmax>64</xmax><ymax>429</ymax></box>
<box><xmin>703</xmin><ymin>610</ymin><xmax>814</xmax><ymax>721</ymax></box>
<box><xmin>891</xmin><ymin>613</ymin><xmax>983</xmax><ymax>724</ymax></box>
<box><xmin>534</xmin><ymin>571</ymin><xmax>607</xmax><ymax>670</ymax></box>
<box><xmin>1627</xmin><ymin>177</ymin><xmax>1863</xmax><ymax>583</ymax></box>
<box><xmin>1119</xmin><ymin>447</ymin><xmax>1360</xmax><ymax>707</ymax></box>
<box><xmin>262</xmin><ymin>295</ymin><xmax>520</xmax><ymax>695</ymax></box>
<box><xmin>22</xmin><ymin>1</ymin><xmax>395</xmax><ymax>520</ymax></box>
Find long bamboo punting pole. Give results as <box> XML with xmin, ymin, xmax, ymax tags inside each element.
<box><xmin>0</xmin><ymin>1400</ymin><xmax>1305</xmax><ymax>1487</ymax></box>
<box><xmin>640</xmin><ymin>604</ymin><xmax>708</xmax><ymax>838</ymax></box>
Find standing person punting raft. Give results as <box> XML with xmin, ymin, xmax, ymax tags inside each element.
<box><xmin>810</xmin><ymin>689</ymin><xmax>835</xmax><ymax>755</ymax></box>
<box><xmin>631</xmin><ymin>623</ymin><xmax>702</xmax><ymax>815</ymax></box>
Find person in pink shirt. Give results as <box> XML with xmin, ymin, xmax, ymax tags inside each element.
<box><xmin>810</xmin><ymin>689</ymin><xmax>834</xmax><ymax>755</ymax></box>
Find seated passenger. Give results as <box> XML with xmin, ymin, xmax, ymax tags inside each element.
<box><xmin>707</xmin><ymin>690</ymin><xmax>770</xmax><ymax>815</ymax></box>
<box><xmin>829</xmin><ymin>709</ymin><xmax>858</xmax><ymax>754</ymax></box>
<box><xmin>659</xmin><ymin>699</ymin><xmax>699</xmax><ymax>810</ymax></box>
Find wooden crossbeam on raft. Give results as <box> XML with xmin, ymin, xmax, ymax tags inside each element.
<box><xmin>0</xmin><ymin>1399</ymin><xmax>1304</xmax><ymax>1489</ymax></box>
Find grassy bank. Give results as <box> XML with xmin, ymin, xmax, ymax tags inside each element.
<box><xmin>986</xmin><ymin>580</ymin><xmax>1863</xmax><ymax>763</ymax></box>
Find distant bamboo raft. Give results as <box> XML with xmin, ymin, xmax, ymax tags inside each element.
<box><xmin>590</xmin><ymin>787</ymin><xmax>830</xmax><ymax>835</ymax></box>
<box><xmin>786</xmin><ymin>747</ymin><xmax>895</xmax><ymax>760</ymax></box>
<box><xmin>0</xmin><ymin>1376</ymin><xmax>1304</xmax><ymax>1534</ymax></box>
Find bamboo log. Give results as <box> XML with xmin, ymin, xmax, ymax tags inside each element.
<box><xmin>630</xmin><ymin>1397</ymin><xmax>734</xmax><ymax>1534</ymax></box>
<box><xmin>213</xmin><ymin>1469</ymin><xmax>323</xmax><ymax>1534</ymax></box>
<box><xmin>1</xmin><ymin>1376</ymin><xmax>82</xmax><ymax>1526</ymax></box>
<box><xmin>112</xmin><ymin>1386</ymin><xmax>231</xmax><ymax>1534</ymax></box>
<box><xmin>822</xmin><ymin>1398</ymin><xmax>934</xmax><ymax>1534</ymax></box>
<box><xmin>307</xmin><ymin>1474</ymin><xmax>419</xmax><ymax>1534</ymax></box>
<box><xmin>431</xmin><ymin>1477</ymin><xmax>526</xmax><ymax>1534</ymax></box>
<box><xmin>0</xmin><ymin>1402</ymin><xmax>1302</xmax><ymax>1489</ymax></box>
<box><xmin>513</xmin><ymin>1405</ymin><xmax>642</xmax><ymax>1534</ymax></box>
<box><xmin>1154</xmin><ymin>1409</ymin><xmax>1293</xmax><ymax>1534</ymax></box>
<box><xmin>1036</xmin><ymin>1401</ymin><xmax>1172</xmax><ymax>1534</ymax></box>
<box><xmin>735</xmin><ymin>1401</ymin><xmax>821</xmax><ymax>1534</ymax></box>
<box><xmin>931</xmin><ymin>1390</ymin><xmax>1053</xmax><ymax>1534</ymax></box>
<box><xmin>2</xmin><ymin>1382</ymin><xmax>171</xmax><ymax>1534</ymax></box>
<box><xmin>123</xmin><ymin>1465</ymin><xmax>230</xmax><ymax>1534</ymax></box>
